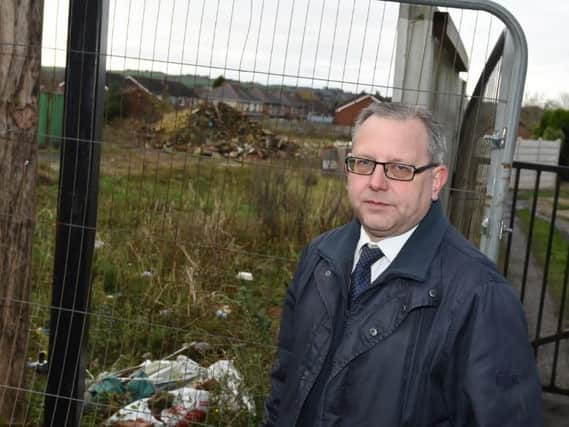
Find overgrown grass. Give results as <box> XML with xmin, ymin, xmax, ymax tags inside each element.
<box><xmin>29</xmin><ymin>134</ymin><xmax>351</xmax><ymax>425</ymax></box>
<box><xmin>517</xmin><ymin>209</ymin><xmax>569</xmax><ymax>327</ymax></box>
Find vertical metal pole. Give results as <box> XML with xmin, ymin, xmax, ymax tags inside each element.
<box><xmin>44</xmin><ymin>1</ymin><xmax>109</xmax><ymax>426</ymax></box>
<box><xmin>479</xmin><ymin>31</ymin><xmax>521</xmax><ymax>260</ymax></box>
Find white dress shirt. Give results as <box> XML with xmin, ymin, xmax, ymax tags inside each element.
<box><xmin>352</xmin><ymin>225</ymin><xmax>418</xmax><ymax>283</ymax></box>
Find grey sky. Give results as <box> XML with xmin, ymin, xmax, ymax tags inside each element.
<box><xmin>41</xmin><ymin>0</ymin><xmax>567</xmax><ymax>103</ymax></box>
<box><xmin>492</xmin><ymin>0</ymin><xmax>569</xmax><ymax>104</ymax></box>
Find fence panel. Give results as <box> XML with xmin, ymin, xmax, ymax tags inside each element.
<box><xmin>0</xmin><ymin>0</ymin><xmax>537</xmax><ymax>425</ymax></box>
<box><xmin>512</xmin><ymin>139</ymin><xmax>562</xmax><ymax>190</ymax></box>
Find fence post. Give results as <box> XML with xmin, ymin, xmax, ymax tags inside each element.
<box><xmin>478</xmin><ymin>30</ymin><xmax>524</xmax><ymax>260</ymax></box>
<box><xmin>43</xmin><ymin>0</ymin><xmax>109</xmax><ymax>425</ymax></box>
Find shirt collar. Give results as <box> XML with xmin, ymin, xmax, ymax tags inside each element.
<box><xmin>317</xmin><ymin>202</ymin><xmax>450</xmax><ymax>283</ymax></box>
<box><xmin>355</xmin><ymin>224</ymin><xmax>418</xmax><ymax>264</ymax></box>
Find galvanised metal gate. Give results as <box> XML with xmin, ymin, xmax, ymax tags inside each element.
<box><xmin>393</xmin><ymin>0</ymin><xmax>528</xmax><ymax>263</ymax></box>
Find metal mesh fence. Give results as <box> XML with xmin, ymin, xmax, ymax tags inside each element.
<box><xmin>0</xmin><ymin>0</ymin><xmax>524</xmax><ymax>425</ymax></box>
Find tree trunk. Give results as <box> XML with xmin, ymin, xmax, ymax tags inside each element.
<box><xmin>0</xmin><ymin>1</ymin><xmax>43</xmax><ymax>424</ymax></box>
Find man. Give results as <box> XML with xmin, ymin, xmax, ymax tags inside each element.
<box><xmin>262</xmin><ymin>102</ymin><xmax>542</xmax><ymax>426</ymax></box>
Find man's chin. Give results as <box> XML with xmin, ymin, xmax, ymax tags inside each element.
<box><xmin>361</xmin><ymin>222</ymin><xmax>393</xmax><ymax>241</ymax></box>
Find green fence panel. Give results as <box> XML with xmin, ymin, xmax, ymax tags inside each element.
<box><xmin>38</xmin><ymin>91</ymin><xmax>64</xmax><ymax>147</ymax></box>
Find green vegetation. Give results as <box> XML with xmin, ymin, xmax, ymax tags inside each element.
<box><xmin>212</xmin><ymin>75</ymin><xmax>226</xmax><ymax>88</ymax></box>
<box><xmin>31</xmin><ymin>128</ymin><xmax>351</xmax><ymax>425</ymax></box>
<box><xmin>533</xmin><ymin>108</ymin><xmax>569</xmax><ymax>168</ymax></box>
<box><xmin>516</xmin><ymin>189</ymin><xmax>569</xmax><ymax>202</ymax></box>
<box><xmin>533</xmin><ymin>108</ymin><xmax>569</xmax><ymax>142</ymax></box>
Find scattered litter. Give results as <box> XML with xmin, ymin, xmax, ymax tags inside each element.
<box><xmin>235</xmin><ymin>271</ymin><xmax>253</xmax><ymax>281</ymax></box>
<box><xmin>215</xmin><ymin>305</ymin><xmax>232</xmax><ymax>319</ymax></box>
<box><xmin>106</xmin><ymin>387</ymin><xmax>209</xmax><ymax>426</ymax></box>
<box><xmin>95</xmin><ymin>239</ymin><xmax>105</xmax><ymax>249</ymax></box>
<box><xmin>206</xmin><ymin>360</ymin><xmax>255</xmax><ymax>413</ymax></box>
<box><xmin>159</xmin><ymin>309</ymin><xmax>172</xmax><ymax>317</ymax></box>
<box><xmin>87</xmin><ymin>353</ymin><xmax>203</xmax><ymax>406</ymax></box>
<box><xmin>188</xmin><ymin>341</ymin><xmax>211</xmax><ymax>354</ymax></box>
<box><xmin>26</xmin><ymin>351</ymin><xmax>48</xmax><ymax>374</ymax></box>
<box><xmin>86</xmin><ymin>369</ymin><xmax>95</xmax><ymax>381</ymax></box>
<box><xmin>186</xmin><ymin>342</ymin><xmax>212</xmax><ymax>362</ymax></box>
<box><xmin>127</xmin><ymin>372</ymin><xmax>157</xmax><ymax>401</ymax></box>
<box><xmin>140</xmin><ymin>356</ymin><xmax>203</xmax><ymax>388</ymax></box>
<box><xmin>108</xmin><ymin>421</ymin><xmax>153</xmax><ymax>427</ymax></box>
<box><xmin>101</xmin><ymin>353</ymin><xmax>254</xmax><ymax>426</ymax></box>
<box><xmin>141</xmin><ymin>271</ymin><xmax>153</xmax><ymax>278</ymax></box>
<box><xmin>89</xmin><ymin>376</ymin><xmax>128</xmax><ymax>400</ymax></box>
<box><xmin>215</xmin><ymin>310</ymin><xmax>228</xmax><ymax>319</ymax></box>
<box><xmin>36</xmin><ymin>326</ymin><xmax>49</xmax><ymax>336</ymax></box>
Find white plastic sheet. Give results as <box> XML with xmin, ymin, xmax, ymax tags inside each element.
<box><xmin>106</xmin><ymin>357</ymin><xmax>254</xmax><ymax>426</ymax></box>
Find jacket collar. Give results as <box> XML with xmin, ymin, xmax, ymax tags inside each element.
<box><xmin>316</xmin><ymin>219</ymin><xmax>360</xmax><ymax>279</ymax></box>
<box><xmin>316</xmin><ymin>201</ymin><xmax>449</xmax><ymax>283</ymax></box>
<box><xmin>382</xmin><ymin>201</ymin><xmax>449</xmax><ymax>282</ymax></box>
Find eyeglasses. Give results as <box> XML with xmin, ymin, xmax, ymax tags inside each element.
<box><xmin>345</xmin><ymin>156</ymin><xmax>438</xmax><ymax>181</ymax></box>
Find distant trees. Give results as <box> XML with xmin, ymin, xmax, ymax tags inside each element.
<box><xmin>104</xmin><ymin>85</ymin><xmax>173</xmax><ymax>122</ymax></box>
<box><xmin>558</xmin><ymin>93</ymin><xmax>569</xmax><ymax>110</ymax></box>
<box><xmin>534</xmin><ymin>108</ymin><xmax>569</xmax><ymax>167</ymax></box>
<box><xmin>524</xmin><ymin>91</ymin><xmax>569</xmax><ymax>110</ymax></box>
<box><xmin>525</xmin><ymin>91</ymin><xmax>569</xmax><ymax>169</ymax></box>
<box><xmin>533</xmin><ymin>109</ymin><xmax>569</xmax><ymax>141</ymax></box>
<box><xmin>212</xmin><ymin>75</ymin><xmax>226</xmax><ymax>88</ymax></box>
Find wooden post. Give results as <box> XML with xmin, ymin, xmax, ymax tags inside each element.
<box><xmin>0</xmin><ymin>0</ymin><xmax>44</xmax><ymax>424</ymax></box>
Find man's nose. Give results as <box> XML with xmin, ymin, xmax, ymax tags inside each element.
<box><xmin>368</xmin><ymin>165</ymin><xmax>389</xmax><ymax>190</ymax></box>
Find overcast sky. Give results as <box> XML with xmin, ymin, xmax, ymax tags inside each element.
<box><xmin>41</xmin><ymin>0</ymin><xmax>568</xmax><ymax>104</ymax></box>
<box><xmin>491</xmin><ymin>0</ymin><xmax>569</xmax><ymax>104</ymax></box>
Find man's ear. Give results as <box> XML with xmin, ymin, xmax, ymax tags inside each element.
<box><xmin>431</xmin><ymin>165</ymin><xmax>448</xmax><ymax>200</ymax></box>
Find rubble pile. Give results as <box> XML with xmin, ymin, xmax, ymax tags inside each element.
<box><xmin>153</xmin><ymin>102</ymin><xmax>299</xmax><ymax>159</ymax></box>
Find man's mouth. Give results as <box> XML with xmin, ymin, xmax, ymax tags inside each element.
<box><xmin>364</xmin><ymin>200</ymin><xmax>390</xmax><ymax>207</ymax></box>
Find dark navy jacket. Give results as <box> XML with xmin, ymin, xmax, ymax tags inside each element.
<box><xmin>263</xmin><ymin>202</ymin><xmax>542</xmax><ymax>426</ymax></box>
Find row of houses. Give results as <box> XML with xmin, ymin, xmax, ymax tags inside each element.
<box><xmin>109</xmin><ymin>74</ymin><xmax>391</xmax><ymax>126</ymax></box>
<box><xmin>40</xmin><ymin>69</ymin><xmax>390</xmax><ymax>126</ymax></box>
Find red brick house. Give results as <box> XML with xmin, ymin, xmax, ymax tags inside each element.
<box><xmin>334</xmin><ymin>94</ymin><xmax>387</xmax><ymax>126</ymax></box>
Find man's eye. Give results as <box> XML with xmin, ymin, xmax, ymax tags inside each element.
<box><xmin>393</xmin><ymin>163</ymin><xmax>412</xmax><ymax>172</ymax></box>
<box><xmin>356</xmin><ymin>159</ymin><xmax>373</xmax><ymax>167</ymax></box>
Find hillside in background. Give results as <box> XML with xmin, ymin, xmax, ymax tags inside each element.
<box><xmin>40</xmin><ymin>67</ymin><xmax>214</xmax><ymax>90</ymax></box>
<box><xmin>125</xmin><ymin>70</ymin><xmax>214</xmax><ymax>88</ymax></box>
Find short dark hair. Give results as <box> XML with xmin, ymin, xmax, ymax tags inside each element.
<box><xmin>352</xmin><ymin>102</ymin><xmax>446</xmax><ymax>164</ymax></box>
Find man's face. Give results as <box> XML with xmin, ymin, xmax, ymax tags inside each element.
<box><xmin>346</xmin><ymin>115</ymin><xmax>448</xmax><ymax>241</ymax></box>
